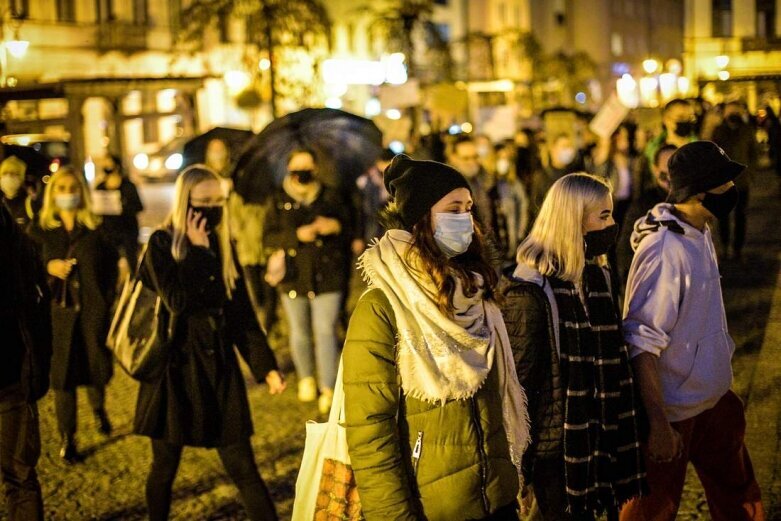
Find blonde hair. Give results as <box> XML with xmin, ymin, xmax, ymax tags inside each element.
<box><xmin>39</xmin><ymin>166</ymin><xmax>100</xmax><ymax>231</ymax></box>
<box><xmin>167</xmin><ymin>164</ymin><xmax>238</xmax><ymax>298</ymax></box>
<box><xmin>516</xmin><ymin>172</ymin><xmax>612</xmax><ymax>283</ymax></box>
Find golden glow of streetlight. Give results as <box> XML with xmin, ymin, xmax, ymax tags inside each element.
<box><xmin>715</xmin><ymin>55</ymin><xmax>730</xmax><ymax>69</ymax></box>
<box><xmin>223</xmin><ymin>70</ymin><xmax>251</xmax><ymax>95</ymax></box>
<box><xmin>258</xmin><ymin>58</ymin><xmax>271</xmax><ymax>71</ymax></box>
<box><xmin>642</xmin><ymin>59</ymin><xmax>660</xmax><ymax>75</ymax></box>
<box><xmin>616</xmin><ymin>74</ymin><xmax>639</xmax><ymax>108</ymax></box>
<box><xmin>677</xmin><ymin>76</ymin><xmax>690</xmax><ymax>95</ymax></box>
<box><xmin>718</xmin><ymin>70</ymin><xmax>730</xmax><ymax>81</ymax></box>
<box><xmin>5</xmin><ymin>40</ymin><xmax>29</xmax><ymax>59</ymax></box>
<box><xmin>658</xmin><ymin>73</ymin><xmax>677</xmax><ymax>100</ymax></box>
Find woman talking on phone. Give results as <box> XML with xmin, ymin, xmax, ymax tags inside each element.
<box><xmin>133</xmin><ymin>165</ymin><xmax>286</xmax><ymax>521</ymax></box>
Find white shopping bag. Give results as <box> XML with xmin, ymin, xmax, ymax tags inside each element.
<box><xmin>292</xmin><ymin>360</ymin><xmax>363</xmax><ymax>521</ymax></box>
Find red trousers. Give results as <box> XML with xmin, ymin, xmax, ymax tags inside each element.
<box><xmin>620</xmin><ymin>390</ymin><xmax>764</xmax><ymax>521</ymax></box>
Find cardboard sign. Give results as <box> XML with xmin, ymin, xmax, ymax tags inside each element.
<box><xmin>92</xmin><ymin>190</ymin><xmax>123</xmax><ymax>216</ymax></box>
<box><xmin>589</xmin><ymin>93</ymin><xmax>630</xmax><ymax>139</ymax></box>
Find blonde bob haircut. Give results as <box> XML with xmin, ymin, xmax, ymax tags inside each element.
<box><xmin>516</xmin><ymin>172</ymin><xmax>612</xmax><ymax>283</ymax></box>
<box><xmin>39</xmin><ymin>166</ymin><xmax>100</xmax><ymax>231</ymax></box>
<box><xmin>167</xmin><ymin>164</ymin><xmax>237</xmax><ymax>298</ymax></box>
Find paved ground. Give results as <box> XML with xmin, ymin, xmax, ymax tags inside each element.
<box><xmin>3</xmin><ymin>174</ymin><xmax>780</xmax><ymax>520</ymax></box>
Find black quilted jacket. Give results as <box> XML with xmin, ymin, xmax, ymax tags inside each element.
<box><xmin>498</xmin><ymin>270</ymin><xmax>565</xmax><ymax>484</ymax></box>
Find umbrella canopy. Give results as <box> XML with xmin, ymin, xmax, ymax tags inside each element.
<box><xmin>182</xmin><ymin>127</ymin><xmax>254</xmax><ymax>169</ymax></box>
<box><xmin>233</xmin><ymin>108</ymin><xmax>383</xmax><ymax>204</ymax></box>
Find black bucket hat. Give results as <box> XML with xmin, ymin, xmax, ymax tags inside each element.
<box><xmin>667</xmin><ymin>141</ymin><xmax>745</xmax><ymax>203</ymax></box>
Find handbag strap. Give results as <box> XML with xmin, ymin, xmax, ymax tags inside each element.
<box><xmin>329</xmin><ymin>358</ymin><xmax>347</xmax><ymax>425</ymax></box>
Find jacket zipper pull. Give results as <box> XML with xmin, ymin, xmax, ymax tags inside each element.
<box><xmin>412</xmin><ymin>431</ymin><xmax>423</xmax><ymax>476</ymax></box>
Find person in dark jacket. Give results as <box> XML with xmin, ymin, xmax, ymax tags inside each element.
<box><xmin>343</xmin><ymin>155</ymin><xmax>529</xmax><ymax>521</ymax></box>
<box><xmin>93</xmin><ymin>154</ymin><xmax>144</xmax><ymax>275</ymax></box>
<box><xmin>134</xmin><ymin>165</ymin><xmax>286</xmax><ymax>521</ymax></box>
<box><xmin>616</xmin><ymin>144</ymin><xmax>676</xmax><ymax>283</ymax></box>
<box><xmin>1</xmin><ymin>155</ymin><xmax>38</xmax><ymax>228</ymax></box>
<box><xmin>711</xmin><ymin>101</ymin><xmax>758</xmax><ymax>260</ymax></box>
<box><xmin>501</xmin><ymin>173</ymin><xmax>646</xmax><ymax>520</ymax></box>
<box><xmin>0</xmin><ymin>203</ymin><xmax>51</xmax><ymax>521</ymax></box>
<box><xmin>27</xmin><ymin>166</ymin><xmax>117</xmax><ymax>463</ymax></box>
<box><xmin>263</xmin><ymin>148</ymin><xmax>350</xmax><ymax>414</ymax></box>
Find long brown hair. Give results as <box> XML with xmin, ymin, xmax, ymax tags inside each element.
<box><xmin>396</xmin><ymin>206</ymin><xmax>499</xmax><ymax>315</ymax></box>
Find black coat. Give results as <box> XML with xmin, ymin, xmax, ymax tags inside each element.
<box><xmin>0</xmin><ymin>205</ymin><xmax>52</xmax><ymax>402</ymax></box>
<box><xmin>133</xmin><ymin>230</ymin><xmax>278</xmax><ymax>447</ymax></box>
<box><xmin>263</xmin><ymin>186</ymin><xmax>351</xmax><ymax>297</ymax></box>
<box><xmin>28</xmin><ymin>221</ymin><xmax>117</xmax><ymax>390</ymax></box>
<box><xmin>94</xmin><ymin>177</ymin><xmax>143</xmax><ymax>260</ymax></box>
<box><xmin>498</xmin><ymin>271</ymin><xmax>564</xmax><ymax>483</ymax></box>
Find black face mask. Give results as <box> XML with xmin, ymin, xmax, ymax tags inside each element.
<box><xmin>673</xmin><ymin>121</ymin><xmax>695</xmax><ymax>138</ymax></box>
<box><xmin>584</xmin><ymin>223</ymin><xmax>618</xmax><ymax>258</ymax></box>
<box><xmin>290</xmin><ymin>170</ymin><xmax>315</xmax><ymax>184</ymax></box>
<box><xmin>726</xmin><ymin>114</ymin><xmax>743</xmax><ymax>127</ymax></box>
<box><xmin>702</xmin><ymin>186</ymin><xmax>738</xmax><ymax>220</ymax></box>
<box><xmin>190</xmin><ymin>205</ymin><xmax>223</xmax><ymax>231</ymax></box>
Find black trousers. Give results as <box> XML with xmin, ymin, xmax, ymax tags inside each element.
<box><xmin>146</xmin><ymin>438</ymin><xmax>278</xmax><ymax>521</ymax></box>
<box><xmin>54</xmin><ymin>386</ymin><xmax>105</xmax><ymax>437</ymax></box>
<box><xmin>718</xmin><ymin>187</ymin><xmax>749</xmax><ymax>255</ymax></box>
<box><xmin>532</xmin><ymin>458</ymin><xmax>619</xmax><ymax>521</ymax></box>
<box><xmin>0</xmin><ymin>394</ymin><xmax>43</xmax><ymax>521</ymax></box>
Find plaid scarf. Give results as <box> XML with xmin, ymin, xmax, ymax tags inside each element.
<box><xmin>548</xmin><ymin>264</ymin><xmax>647</xmax><ymax>516</ymax></box>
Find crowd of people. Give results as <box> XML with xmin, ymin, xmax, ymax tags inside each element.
<box><xmin>0</xmin><ymin>95</ymin><xmax>778</xmax><ymax>520</ymax></box>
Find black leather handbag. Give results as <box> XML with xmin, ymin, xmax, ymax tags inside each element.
<box><xmin>106</xmin><ymin>249</ymin><xmax>175</xmax><ymax>382</ymax></box>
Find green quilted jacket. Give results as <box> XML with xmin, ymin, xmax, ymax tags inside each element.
<box><xmin>342</xmin><ymin>288</ymin><xmax>519</xmax><ymax>521</ymax></box>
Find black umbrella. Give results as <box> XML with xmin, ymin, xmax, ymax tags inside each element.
<box><xmin>182</xmin><ymin>127</ymin><xmax>254</xmax><ymax>168</ymax></box>
<box><xmin>233</xmin><ymin>108</ymin><xmax>383</xmax><ymax>204</ymax></box>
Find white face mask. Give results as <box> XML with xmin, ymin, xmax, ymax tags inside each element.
<box><xmin>0</xmin><ymin>175</ymin><xmax>23</xmax><ymax>197</ymax></box>
<box><xmin>55</xmin><ymin>193</ymin><xmax>81</xmax><ymax>211</ymax></box>
<box><xmin>555</xmin><ymin>147</ymin><xmax>576</xmax><ymax>166</ymax></box>
<box><xmin>434</xmin><ymin>212</ymin><xmax>474</xmax><ymax>258</ymax></box>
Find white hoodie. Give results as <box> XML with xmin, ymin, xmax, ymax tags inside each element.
<box><xmin>623</xmin><ymin>203</ymin><xmax>734</xmax><ymax>422</ymax></box>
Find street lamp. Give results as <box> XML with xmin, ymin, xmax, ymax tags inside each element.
<box><xmin>0</xmin><ymin>10</ymin><xmax>30</xmax><ymax>88</ymax></box>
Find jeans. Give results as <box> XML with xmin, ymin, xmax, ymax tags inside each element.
<box><xmin>54</xmin><ymin>386</ymin><xmax>105</xmax><ymax>437</ymax></box>
<box><xmin>531</xmin><ymin>457</ymin><xmax>617</xmax><ymax>521</ymax></box>
<box><xmin>280</xmin><ymin>291</ymin><xmax>341</xmax><ymax>390</ymax></box>
<box><xmin>146</xmin><ymin>438</ymin><xmax>277</xmax><ymax>521</ymax></box>
<box><xmin>0</xmin><ymin>394</ymin><xmax>43</xmax><ymax>521</ymax></box>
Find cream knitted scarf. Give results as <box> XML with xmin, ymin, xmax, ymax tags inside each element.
<box><xmin>359</xmin><ymin>229</ymin><xmax>530</xmax><ymax>478</ymax></box>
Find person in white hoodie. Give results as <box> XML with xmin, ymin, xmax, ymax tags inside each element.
<box><xmin>620</xmin><ymin>141</ymin><xmax>764</xmax><ymax>521</ymax></box>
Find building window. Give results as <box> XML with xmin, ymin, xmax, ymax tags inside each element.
<box><xmin>10</xmin><ymin>0</ymin><xmax>28</xmax><ymax>19</ymax></box>
<box><xmin>712</xmin><ymin>0</ymin><xmax>733</xmax><ymax>37</ymax></box>
<box><xmin>611</xmin><ymin>32</ymin><xmax>623</xmax><ymax>56</ymax></box>
<box><xmin>434</xmin><ymin>23</ymin><xmax>450</xmax><ymax>43</ymax></box>
<box><xmin>756</xmin><ymin>0</ymin><xmax>776</xmax><ymax>39</ymax></box>
<box><xmin>57</xmin><ymin>0</ymin><xmax>76</xmax><ymax>22</ymax></box>
<box><xmin>134</xmin><ymin>0</ymin><xmax>148</xmax><ymax>25</ymax></box>
<box><xmin>96</xmin><ymin>0</ymin><xmax>115</xmax><ymax>22</ymax></box>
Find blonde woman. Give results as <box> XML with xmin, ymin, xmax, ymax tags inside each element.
<box><xmin>133</xmin><ymin>165</ymin><xmax>285</xmax><ymax>521</ymax></box>
<box><xmin>499</xmin><ymin>173</ymin><xmax>646</xmax><ymax>520</ymax></box>
<box><xmin>28</xmin><ymin>167</ymin><xmax>117</xmax><ymax>463</ymax></box>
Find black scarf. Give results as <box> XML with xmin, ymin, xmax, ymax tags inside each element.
<box><xmin>549</xmin><ymin>264</ymin><xmax>647</xmax><ymax>516</ymax></box>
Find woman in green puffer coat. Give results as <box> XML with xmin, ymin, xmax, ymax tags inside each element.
<box><xmin>342</xmin><ymin>155</ymin><xmax>530</xmax><ymax>521</ymax></box>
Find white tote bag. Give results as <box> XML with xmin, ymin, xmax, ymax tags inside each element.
<box><xmin>292</xmin><ymin>360</ymin><xmax>363</xmax><ymax>521</ymax></box>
